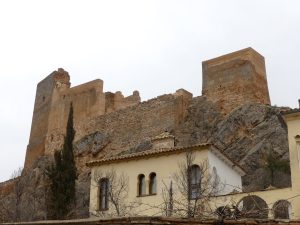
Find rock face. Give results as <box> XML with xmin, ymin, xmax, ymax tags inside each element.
<box><xmin>175</xmin><ymin>98</ymin><xmax>290</xmax><ymax>190</ymax></box>
<box><xmin>212</xmin><ymin>104</ymin><xmax>288</xmax><ymax>170</ymax></box>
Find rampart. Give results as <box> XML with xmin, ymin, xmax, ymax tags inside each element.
<box><xmin>24</xmin><ymin>69</ymin><xmax>141</xmax><ymax>169</ymax></box>
<box><xmin>202</xmin><ymin>48</ymin><xmax>271</xmax><ymax>114</ymax></box>
<box><xmin>24</xmin><ymin>47</ymin><xmax>272</xmax><ymax>171</ymax></box>
<box><xmin>45</xmin><ymin>89</ymin><xmax>194</xmax><ymax>172</ymax></box>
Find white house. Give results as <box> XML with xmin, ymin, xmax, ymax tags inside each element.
<box><xmin>87</xmin><ymin>133</ymin><xmax>245</xmax><ymax>218</ymax></box>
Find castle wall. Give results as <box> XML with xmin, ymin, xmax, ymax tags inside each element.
<box><xmin>48</xmin><ymin>79</ymin><xmax>106</xmax><ymax>134</ymax></box>
<box><xmin>25</xmin><ymin>73</ymin><xmax>106</xmax><ymax>168</ymax></box>
<box><xmin>83</xmin><ymin>91</ymin><xmax>192</xmax><ymax>146</ymax></box>
<box><xmin>25</xmin><ymin>47</ymin><xmax>272</xmax><ymax>169</ymax></box>
<box><xmin>202</xmin><ymin>47</ymin><xmax>271</xmax><ymax>114</ymax></box>
<box><xmin>25</xmin><ymin>69</ymin><xmax>141</xmax><ymax>169</ymax></box>
<box><xmin>45</xmin><ymin>90</ymin><xmax>193</xmax><ymax>172</ymax></box>
<box><xmin>0</xmin><ymin>178</ymin><xmax>18</xmax><ymax>196</ymax></box>
<box><xmin>105</xmin><ymin>91</ymin><xmax>140</xmax><ymax>113</ymax></box>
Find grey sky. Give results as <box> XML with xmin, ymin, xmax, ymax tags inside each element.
<box><xmin>0</xmin><ymin>0</ymin><xmax>299</xmax><ymax>181</ymax></box>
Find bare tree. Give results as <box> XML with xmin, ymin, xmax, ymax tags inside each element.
<box><xmin>163</xmin><ymin>150</ymin><xmax>223</xmax><ymax>218</ymax></box>
<box><xmin>161</xmin><ymin>180</ymin><xmax>174</xmax><ymax>217</ymax></box>
<box><xmin>11</xmin><ymin>167</ymin><xmax>23</xmax><ymax>222</ymax></box>
<box><xmin>93</xmin><ymin>168</ymin><xmax>138</xmax><ymax>217</ymax></box>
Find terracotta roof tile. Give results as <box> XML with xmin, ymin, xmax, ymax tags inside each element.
<box><xmin>282</xmin><ymin>108</ymin><xmax>300</xmax><ymax>115</ymax></box>
<box><xmin>86</xmin><ymin>143</ymin><xmax>246</xmax><ymax>176</ymax></box>
<box><xmin>86</xmin><ymin>143</ymin><xmax>209</xmax><ymax>167</ymax></box>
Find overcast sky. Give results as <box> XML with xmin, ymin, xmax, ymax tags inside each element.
<box><xmin>0</xmin><ymin>0</ymin><xmax>299</xmax><ymax>181</ymax></box>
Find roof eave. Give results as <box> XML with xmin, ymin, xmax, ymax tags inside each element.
<box><xmin>86</xmin><ymin>143</ymin><xmax>211</xmax><ymax>167</ymax></box>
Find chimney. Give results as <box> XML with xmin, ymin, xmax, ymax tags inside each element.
<box><xmin>152</xmin><ymin>132</ymin><xmax>175</xmax><ymax>149</ymax></box>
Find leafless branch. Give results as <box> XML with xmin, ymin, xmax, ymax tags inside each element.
<box><xmin>93</xmin><ymin>168</ymin><xmax>133</xmax><ymax>217</ymax></box>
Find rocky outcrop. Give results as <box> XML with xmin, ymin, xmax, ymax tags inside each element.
<box><xmin>213</xmin><ymin>103</ymin><xmax>290</xmax><ymax>190</ymax></box>
<box><xmin>74</xmin><ymin>131</ymin><xmax>111</xmax><ymax>157</ymax></box>
<box><xmin>176</xmin><ymin>99</ymin><xmax>290</xmax><ymax>190</ymax></box>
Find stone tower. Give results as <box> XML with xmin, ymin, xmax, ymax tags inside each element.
<box><xmin>24</xmin><ymin>69</ymin><xmax>71</xmax><ymax>169</ymax></box>
<box><xmin>24</xmin><ymin>69</ymin><xmax>141</xmax><ymax>169</ymax></box>
<box><xmin>202</xmin><ymin>47</ymin><xmax>271</xmax><ymax>113</ymax></box>
<box><xmin>24</xmin><ymin>69</ymin><xmax>106</xmax><ymax>169</ymax></box>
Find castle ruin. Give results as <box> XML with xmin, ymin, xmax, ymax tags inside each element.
<box><xmin>0</xmin><ymin>47</ymin><xmax>287</xmax><ymax>222</ymax></box>
<box><xmin>24</xmin><ymin>69</ymin><xmax>141</xmax><ymax>169</ymax></box>
<box><xmin>24</xmin><ymin>47</ymin><xmax>271</xmax><ymax>172</ymax></box>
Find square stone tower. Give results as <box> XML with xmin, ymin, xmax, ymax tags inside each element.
<box><xmin>202</xmin><ymin>48</ymin><xmax>271</xmax><ymax>113</ymax></box>
<box><xmin>24</xmin><ymin>69</ymin><xmax>141</xmax><ymax>169</ymax></box>
<box><xmin>24</xmin><ymin>69</ymin><xmax>105</xmax><ymax>169</ymax></box>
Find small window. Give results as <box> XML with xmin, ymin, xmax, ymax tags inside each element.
<box><xmin>189</xmin><ymin>165</ymin><xmax>201</xmax><ymax>199</ymax></box>
<box><xmin>138</xmin><ymin>174</ymin><xmax>146</xmax><ymax>196</ymax></box>
<box><xmin>99</xmin><ymin>178</ymin><xmax>109</xmax><ymax>211</ymax></box>
<box><xmin>149</xmin><ymin>173</ymin><xmax>157</xmax><ymax>195</ymax></box>
<box><xmin>273</xmin><ymin>200</ymin><xmax>291</xmax><ymax>219</ymax></box>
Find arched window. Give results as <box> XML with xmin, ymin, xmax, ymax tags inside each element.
<box><xmin>189</xmin><ymin>165</ymin><xmax>201</xmax><ymax>199</ymax></box>
<box><xmin>273</xmin><ymin>200</ymin><xmax>291</xmax><ymax>219</ymax></box>
<box><xmin>99</xmin><ymin>178</ymin><xmax>109</xmax><ymax>211</ymax></box>
<box><xmin>138</xmin><ymin>174</ymin><xmax>146</xmax><ymax>196</ymax></box>
<box><xmin>236</xmin><ymin>195</ymin><xmax>268</xmax><ymax>219</ymax></box>
<box><xmin>149</xmin><ymin>172</ymin><xmax>157</xmax><ymax>195</ymax></box>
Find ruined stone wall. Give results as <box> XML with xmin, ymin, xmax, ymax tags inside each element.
<box><xmin>25</xmin><ymin>47</ymin><xmax>272</xmax><ymax>169</ymax></box>
<box><xmin>47</xmin><ymin>79</ymin><xmax>106</xmax><ymax>136</ymax></box>
<box><xmin>0</xmin><ymin>178</ymin><xmax>17</xmax><ymax>196</ymax></box>
<box><xmin>105</xmin><ymin>90</ymin><xmax>141</xmax><ymax>113</ymax></box>
<box><xmin>25</xmin><ymin>69</ymin><xmax>141</xmax><ymax>169</ymax></box>
<box><xmin>78</xmin><ymin>91</ymin><xmax>192</xmax><ymax>149</ymax></box>
<box><xmin>45</xmin><ymin>90</ymin><xmax>193</xmax><ymax>172</ymax></box>
<box><xmin>202</xmin><ymin>48</ymin><xmax>271</xmax><ymax>114</ymax></box>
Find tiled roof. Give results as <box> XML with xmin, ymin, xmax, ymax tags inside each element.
<box><xmin>86</xmin><ymin>143</ymin><xmax>209</xmax><ymax>167</ymax></box>
<box><xmin>86</xmin><ymin>143</ymin><xmax>246</xmax><ymax>175</ymax></box>
<box><xmin>282</xmin><ymin>108</ymin><xmax>300</xmax><ymax>115</ymax></box>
